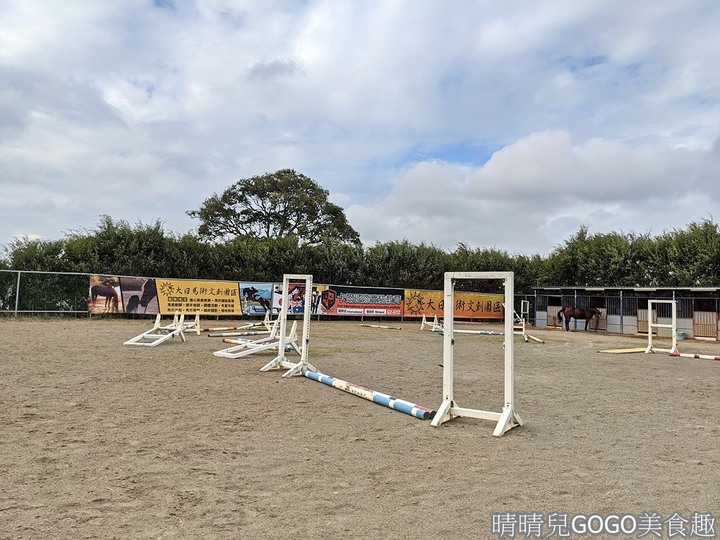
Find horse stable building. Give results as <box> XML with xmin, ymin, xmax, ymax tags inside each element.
<box><xmin>530</xmin><ymin>286</ymin><xmax>720</xmax><ymax>340</ymax></box>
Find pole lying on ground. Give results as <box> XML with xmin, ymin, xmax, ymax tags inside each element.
<box><xmin>669</xmin><ymin>352</ymin><xmax>720</xmax><ymax>361</ymax></box>
<box><xmin>360</xmin><ymin>324</ymin><xmax>401</xmax><ymax>330</ymax></box>
<box><xmin>301</xmin><ymin>369</ymin><xmax>435</xmax><ymax>420</ymax></box>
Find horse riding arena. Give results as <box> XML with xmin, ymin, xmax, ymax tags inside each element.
<box><xmin>1</xmin><ymin>318</ymin><xmax>718</xmax><ymax>539</ymax></box>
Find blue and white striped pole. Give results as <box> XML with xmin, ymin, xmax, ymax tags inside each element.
<box><xmin>302</xmin><ymin>369</ymin><xmax>435</xmax><ymax>420</ymax></box>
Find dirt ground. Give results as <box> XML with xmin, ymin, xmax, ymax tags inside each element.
<box><xmin>1</xmin><ymin>317</ymin><xmax>718</xmax><ymax>539</ymax></box>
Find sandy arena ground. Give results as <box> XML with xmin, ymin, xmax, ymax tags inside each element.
<box><xmin>1</xmin><ymin>317</ymin><xmax>718</xmax><ymax>539</ymax></box>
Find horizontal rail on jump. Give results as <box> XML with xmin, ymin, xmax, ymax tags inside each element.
<box><xmin>200</xmin><ymin>325</ymin><xmax>256</xmax><ymax>332</ymax></box>
<box><xmin>200</xmin><ymin>313</ymin><xmax>272</xmax><ymax>333</ymax></box>
<box><xmin>208</xmin><ymin>329</ymin><xmax>273</xmax><ymax>338</ymax></box>
<box><xmin>301</xmin><ymin>369</ymin><xmax>435</xmax><ymax>420</ymax></box>
<box><xmin>454</xmin><ymin>329</ymin><xmax>504</xmax><ymax>335</ymax></box>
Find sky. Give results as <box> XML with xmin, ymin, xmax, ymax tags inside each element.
<box><xmin>1</xmin><ymin>0</ymin><xmax>720</xmax><ymax>257</ymax></box>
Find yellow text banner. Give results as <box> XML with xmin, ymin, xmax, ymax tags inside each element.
<box><xmin>156</xmin><ymin>279</ymin><xmax>242</xmax><ymax>315</ymax></box>
<box><xmin>404</xmin><ymin>289</ymin><xmax>504</xmax><ymax>319</ymax></box>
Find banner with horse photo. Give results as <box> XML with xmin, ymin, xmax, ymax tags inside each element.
<box><xmin>155</xmin><ymin>279</ymin><xmax>242</xmax><ymax>315</ymax></box>
<box><xmin>118</xmin><ymin>277</ymin><xmax>159</xmax><ymax>315</ymax></box>
<box><xmin>404</xmin><ymin>289</ymin><xmax>504</xmax><ymax>319</ymax></box>
<box><xmin>320</xmin><ymin>285</ymin><xmax>404</xmax><ymax>317</ymax></box>
<box><xmin>88</xmin><ymin>275</ymin><xmax>123</xmax><ymax>315</ymax></box>
<box><xmin>239</xmin><ymin>282</ymin><xmax>273</xmax><ymax>316</ymax></box>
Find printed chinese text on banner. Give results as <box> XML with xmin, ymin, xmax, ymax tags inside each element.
<box><xmin>320</xmin><ymin>286</ymin><xmax>403</xmax><ymax>316</ymax></box>
<box><xmin>404</xmin><ymin>289</ymin><xmax>504</xmax><ymax>319</ymax></box>
<box><xmin>155</xmin><ymin>279</ymin><xmax>242</xmax><ymax>315</ymax></box>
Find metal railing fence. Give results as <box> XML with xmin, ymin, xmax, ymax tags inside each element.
<box><xmin>0</xmin><ymin>269</ymin><xmax>540</xmax><ymax>321</ymax></box>
<box><xmin>0</xmin><ymin>270</ymin><xmax>91</xmax><ymax>316</ymax></box>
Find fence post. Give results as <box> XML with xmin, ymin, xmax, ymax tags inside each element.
<box><xmin>14</xmin><ymin>271</ymin><xmax>21</xmax><ymax>317</ymax></box>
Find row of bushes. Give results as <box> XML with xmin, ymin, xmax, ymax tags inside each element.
<box><xmin>4</xmin><ymin>216</ymin><xmax>720</xmax><ymax>293</ymax></box>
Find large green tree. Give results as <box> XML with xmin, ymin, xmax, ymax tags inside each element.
<box><xmin>187</xmin><ymin>169</ymin><xmax>360</xmax><ymax>245</ymax></box>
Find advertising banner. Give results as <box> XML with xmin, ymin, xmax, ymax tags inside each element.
<box><xmin>404</xmin><ymin>289</ymin><xmax>504</xmax><ymax>319</ymax></box>
<box><xmin>155</xmin><ymin>279</ymin><xmax>242</xmax><ymax>315</ymax></box>
<box><xmin>453</xmin><ymin>292</ymin><xmax>504</xmax><ymax>319</ymax></box>
<box><xmin>403</xmin><ymin>289</ymin><xmax>443</xmax><ymax>319</ymax></box>
<box><xmin>271</xmin><ymin>282</ymin><xmax>328</xmax><ymax>315</ymax></box>
<box><xmin>309</xmin><ymin>284</ymin><xmax>328</xmax><ymax>316</ymax></box>
<box><xmin>89</xmin><ymin>275</ymin><xmax>501</xmax><ymax>320</ymax></box>
<box><xmin>89</xmin><ymin>275</ymin><xmax>123</xmax><ymax>315</ymax></box>
<box><xmin>320</xmin><ymin>285</ymin><xmax>404</xmax><ymax>317</ymax></box>
<box><xmin>118</xmin><ymin>277</ymin><xmax>159</xmax><ymax>315</ymax></box>
<box><xmin>239</xmin><ymin>282</ymin><xmax>273</xmax><ymax>316</ymax></box>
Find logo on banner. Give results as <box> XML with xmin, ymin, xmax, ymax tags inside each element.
<box><xmin>321</xmin><ymin>289</ymin><xmax>337</xmax><ymax>310</ymax></box>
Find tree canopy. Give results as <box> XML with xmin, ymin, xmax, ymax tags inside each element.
<box><xmin>187</xmin><ymin>169</ymin><xmax>360</xmax><ymax>245</ymax></box>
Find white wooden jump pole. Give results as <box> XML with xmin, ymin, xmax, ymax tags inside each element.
<box><xmin>431</xmin><ymin>271</ymin><xmax>523</xmax><ymax>437</ymax></box>
<box><xmin>645</xmin><ymin>299</ymin><xmax>678</xmax><ymax>354</ymax></box>
<box><xmin>260</xmin><ymin>274</ymin><xmax>316</xmax><ymax>377</ymax></box>
<box><xmin>203</xmin><ymin>311</ymin><xmax>273</xmax><ymax>336</ymax></box>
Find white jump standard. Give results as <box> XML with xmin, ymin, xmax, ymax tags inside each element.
<box><xmin>643</xmin><ymin>299</ymin><xmax>720</xmax><ymax>361</ymax></box>
<box><xmin>432</xmin><ymin>271</ymin><xmax>523</xmax><ymax>437</ymax></box>
<box><xmin>420</xmin><ymin>314</ymin><xmax>443</xmax><ymax>332</ymax></box>
<box><xmin>212</xmin><ymin>319</ymin><xmax>297</xmax><ymax>359</ymax></box>
<box><xmin>124</xmin><ymin>312</ymin><xmax>200</xmax><ymax>347</ymax></box>
<box><xmin>645</xmin><ymin>300</ymin><xmax>679</xmax><ymax>354</ymax></box>
<box><xmin>260</xmin><ymin>274</ymin><xmax>316</xmax><ymax>377</ymax></box>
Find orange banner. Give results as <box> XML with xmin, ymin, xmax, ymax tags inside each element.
<box><xmin>404</xmin><ymin>289</ymin><xmax>504</xmax><ymax>319</ymax></box>
<box><xmin>156</xmin><ymin>279</ymin><xmax>242</xmax><ymax>315</ymax></box>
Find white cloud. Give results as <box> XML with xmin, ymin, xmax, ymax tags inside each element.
<box><xmin>347</xmin><ymin>131</ymin><xmax>718</xmax><ymax>254</ymax></box>
<box><xmin>1</xmin><ymin>0</ymin><xmax>719</xmax><ymax>257</ymax></box>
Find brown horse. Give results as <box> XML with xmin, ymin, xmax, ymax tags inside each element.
<box><xmin>90</xmin><ymin>285</ymin><xmax>119</xmax><ymax>313</ymax></box>
<box><xmin>242</xmin><ymin>286</ymin><xmax>271</xmax><ymax>313</ymax></box>
<box><xmin>139</xmin><ymin>279</ymin><xmax>157</xmax><ymax>313</ymax></box>
<box><xmin>557</xmin><ymin>306</ymin><xmax>602</xmax><ymax>331</ymax></box>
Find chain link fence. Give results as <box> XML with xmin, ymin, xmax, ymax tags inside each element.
<box><xmin>0</xmin><ymin>269</ymin><xmax>541</xmax><ymax>321</ymax></box>
<box><xmin>0</xmin><ymin>270</ymin><xmax>93</xmax><ymax>316</ymax></box>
